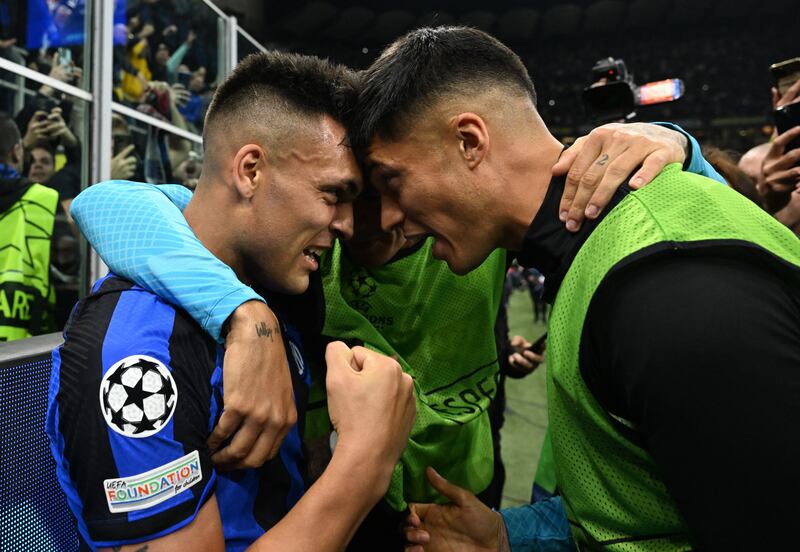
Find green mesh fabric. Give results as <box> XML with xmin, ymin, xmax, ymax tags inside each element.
<box><xmin>547</xmin><ymin>164</ymin><xmax>800</xmax><ymax>550</ymax></box>
<box><xmin>0</xmin><ymin>183</ymin><xmax>58</xmax><ymax>341</ymax></box>
<box><xmin>319</xmin><ymin>239</ymin><xmax>506</xmax><ymax>510</ymax></box>
<box><xmin>533</xmin><ymin>428</ymin><xmax>557</xmax><ymax>496</ymax></box>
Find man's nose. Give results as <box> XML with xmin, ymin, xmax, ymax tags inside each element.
<box><xmin>380</xmin><ymin>194</ymin><xmax>405</xmax><ymax>233</ymax></box>
<box><xmin>331</xmin><ymin>201</ymin><xmax>354</xmax><ymax>241</ymax></box>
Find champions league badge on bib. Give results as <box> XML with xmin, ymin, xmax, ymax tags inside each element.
<box><xmin>99</xmin><ymin>354</ymin><xmax>178</xmax><ymax>438</ymax></box>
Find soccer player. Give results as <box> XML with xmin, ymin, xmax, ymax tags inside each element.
<box><xmin>350</xmin><ymin>27</ymin><xmax>800</xmax><ymax>550</ymax></box>
<box><xmin>72</xmin><ymin>126</ymin><xmax>718</xmax><ymax>552</ymax></box>
<box><xmin>46</xmin><ymin>52</ymin><xmax>415</xmax><ymax>551</ymax></box>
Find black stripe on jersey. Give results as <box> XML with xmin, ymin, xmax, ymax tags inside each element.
<box><xmin>91</xmin><ymin>300</ymin><xmax>220</xmax><ymax>542</ymax></box>
<box><xmin>167</xmin><ymin>306</ymin><xmax>218</xmax><ymax>511</ymax></box>
<box><xmin>57</xmin><ymin>277</ymin><xmax>218</xmax><ymax>542</ymax></box>
<box><xmin>252</xmin><ymin>320</ymin><xmax>309</xmax><ymax>530</ymax></box>
<box><xmin>56</xmin><ymin>278</ymin><xmax>131</xmax><ymax>536</ymax></box>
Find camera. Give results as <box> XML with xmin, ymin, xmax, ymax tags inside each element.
<box><xmin>770</xmin><ymin>58</ymin><xmax>800</xmax><ymax>97</ymax></box>
<box><xmin>582</xmin><ymin>57</ymin><xmax>684</xmax><ymax>124</ymax></box>
<box><xmin>34</xmin><ymin>95</ymin><xmax>61</xmax><ymax>114</ymax></box>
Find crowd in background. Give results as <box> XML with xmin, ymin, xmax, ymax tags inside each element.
<box><xmin>0</xmin><ymin>0</ymin><xmax>798</xmax><ymax>340</ymax></box>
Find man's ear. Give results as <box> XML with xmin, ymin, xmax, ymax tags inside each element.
<box><xmin>451</xmin><ymin>113</ymin><xmax>489</xmax><ymax>169</ymax></box>
<box><xmin>11</xmin><ymin>142</ymin><xmax>23</xmax><ymax>169</ymax></box>
<box><xmin>231</xmin><ymin>144</ymin><xmax>267</xmax><ymax>200</ymax></box>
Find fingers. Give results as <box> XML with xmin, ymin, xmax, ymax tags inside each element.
<box><xmin>407</xmin><ymin>505</ymin><xmax>422</xmax><ymax>527</ymax></box>
<box><xmin>425</xmin><ymin>466</ymin><xmax>469</xmax><ymax>506</ymax></box>
<box><xmin>765</xmin><ymin>167</ymin><xmax>800</xmax><ymax>191</ymax></box>
<box><xmin>325</xmin><ymin>340</ymin><xmax>355</xmax><ymax>371</ymax></box>
<box><xmin>404</xmin><ymin>527</ymin><xmax>431</xmax><ymax>546</ymax></box>
<box><xmin>524</xmin><ymin>350</ymin><xmax>545</xmax><ymax>364</ymax></box>
<box><xmin>351</xmin><ymin>345</ymin><xmax>402</xmax><ymax>375</ymax></box>
<box><xmin>565</xmin><ymin>142</ymin><xmax>631</xmax><ymax>228</ymax></box>
<box><xmin>409</xmin><ymin>502</ymin><xmax>431</xmax><ymax>521</ymax></box>
<box><xmin>557</xmin><ymin>136</ymin><xmax>600</xmax><ymax>222</ymax></box>
<box><xmin>214</xmin><ymin>397</ymin><xmax>296</xmax><ymax>468</ymax></box>
<box><xmin>509</xmin><ymin>335</ymin><xmax>530</xmax><ymax>352</ymax></box>
<box><xmin>551</xmin><ymin>139</ymin><xmax>581</xmax><ymax>177</ymax></box>
<box><xmin>211</xmin><ymin>417</ymin><xmax>260</xmax><ymax>469</ymax></box>
<box><xmin>777</xmin><ymin>79</ymin><xmax>800</xmax><ymax>109</ymax></box>
<box><xmin>508</xmin><ymin>353</ymin><xmax>534</xmax><ymax>370</ymax></box>
<box><xmin>207</xmin><ymin>409</ymin><xmax>243</xmax><ymax>455</ymax></box>
<box><xmin>629</xmin><ymin>149</ymin><xmax>672</xmax><ymax>190</ymax></box>
<box><xmin>767</xmin><ymin>145</ymin><xmax>800</xmax><ymax>172</ymax></box>
<box><xmin>772</xmin><ymin>126</ymin><xmax>800</xmax><ymax>151</ymax></box>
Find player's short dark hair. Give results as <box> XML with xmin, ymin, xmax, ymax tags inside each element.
<box><xmin>352</xmin><ymin>26</ymin><xmax>537</xmax><ymax>154</ymax></box>
<box><xmin>203</xmin><ymin>51</ymin><xmax>359</xmax><ymax>149</ymax></box>
<box><xmin>0</xmin><ymin>112</ymin><xmax>21</xmax><ymax>161</ymax></box>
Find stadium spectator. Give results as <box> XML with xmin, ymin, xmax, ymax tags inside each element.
<box><xmin>26</xmin><ymin>144</ymin><xmax>56</xmax><ymax>185</ymax></box>
<box><xmin>177</xmin><ymin>65</ymin><xmax>208</xmax><ymax>129</ymax></box>
<box><xmin>150</xmin><ymin>30</ymin><xmax>196</xmax><ymax>83</ymax></box>
<box><xmin>702</xmin><ymin>147</ymin><xmax>763</xmax><ymax>206</ymax></box>
<box><xmin>118</xmin><ymin>19</ymin><xmax>154</xmax><ymax>102</ymax></box>
<box><xmin>0</xmin><ymin>114</ymin><xmax>57</xmax><ymax>341</ymax></box>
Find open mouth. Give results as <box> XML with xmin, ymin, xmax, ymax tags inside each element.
<box><xmin>403</xmin><ymin>233</ymin><xmax>432</xmax><ymax>245</ymax></box>
<box><xmin>302</xmin><ymin>247</ymin><xmax>324</xmax><ymax>265</ymax></box>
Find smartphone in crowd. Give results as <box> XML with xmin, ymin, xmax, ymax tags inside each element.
<box><xmin>112</xmin><ymin>133</ymin><xmax>133</xmax><ymax>157</ymax></box>
<box><xmin>526</xmin><ymin>332</ymin><xmax>547</xmax><ymax>355</ymax></box>
<box><xmin>770</xmin><ymin>57</ymin><xmax>800</xmax><ymax>97</ymax></box>
<box><xmin>774</xmin><ymin>101</ymin><xmax>800</xmax><ymax>153</ymax></box>
<box><xmin>177</xmin><ymin>71</ymin><xmax>192</xmax><ymax>89</ymax></box>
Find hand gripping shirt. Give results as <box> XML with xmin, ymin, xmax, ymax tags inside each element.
<box><xmin>46</xmin><ymin>275</ymin><xmax>310</xmax><ymax>550</ymax></box>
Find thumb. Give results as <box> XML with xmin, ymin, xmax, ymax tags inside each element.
<box><xmin>426</xmin><ymin>467</ymin><xmax>469</xmax><ymax>506</ymax></box>
<box><xmin>325</xmin><ymin>341</ymin><xmax>355</xmax><ymax>374</ymax></box>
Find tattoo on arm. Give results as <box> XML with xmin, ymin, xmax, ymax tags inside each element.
<box><xmin>633</xmin><ymin>122</ymin><xmax>689</xmax><ymax>156</ymax></box>
<box><xmin>255</xmin><ymin>321</ymin><xmax>280</xmax><ymax>341</ymax></box>
<box><xmin>596</xmin><ymin>153</ymin><xmax>609</xmax><ymax>166</ymax></box>
<box><xmin>112</xmin><ymin>547</ymin><xmax>148</xmax><ymax>552</ymax></box>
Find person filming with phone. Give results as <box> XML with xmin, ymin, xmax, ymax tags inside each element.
<box><xmin>759</xmin><ymin>58</ymin><xmax>800</xmax><ymax>233</ymax></box>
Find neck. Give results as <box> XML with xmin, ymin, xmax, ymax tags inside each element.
<box><xmin>495</xmin><ymin>127</ymin><xmax>564</xmax><ymax>251</ymax></box>
<box><xmin>183</xmin><ymin>177</ymin><xmax>249</xmax><ymax>283</ymax></box>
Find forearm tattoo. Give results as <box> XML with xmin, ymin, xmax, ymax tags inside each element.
<box><xmin>255</xmin><ymin>321</ymin><xmax>280</xmax><ymax>341</ymax></box>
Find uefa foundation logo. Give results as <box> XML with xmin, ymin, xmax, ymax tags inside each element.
<box><xmin>99</xmin><ymin>354</ymin><xmax>178</xmax><ymax>438</ymax></box>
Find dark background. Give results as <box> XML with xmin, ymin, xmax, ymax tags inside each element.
<box><xmin>223</xmin><ymin>0</ymin><xmax>800</xmax><ymax>152</ymax></box>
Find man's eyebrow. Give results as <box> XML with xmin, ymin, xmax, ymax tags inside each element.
<box><xmin>365</xmin><ymin>160</ymin><xmax>391</xmax><ymax>174</ymax></box>
<box><xmin>328</xmin><ymin>177</ymin><xmax>361</xmax><ymax>196</ymax></box>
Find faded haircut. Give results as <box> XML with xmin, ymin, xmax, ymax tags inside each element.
<box><xmin>203</xmin><ymin>50</ymin><xmax>359</xmax><ymax>156</ymax></box>
<box><xmin>351</xmin><ymin>26</ymin><xmax>537</xmax><ymax>155</ymax></box>
<box><xmin>0</xmin><ymin>112</ymin><xmax>21</xmax><ymax>161</ymax></box>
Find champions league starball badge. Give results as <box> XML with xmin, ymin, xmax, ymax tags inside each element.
<box><xmin>99</xmin><ymin>355</ymin><xmax>178</xmax><ymax>438</ymax></box>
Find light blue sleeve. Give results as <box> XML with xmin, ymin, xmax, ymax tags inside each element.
<box><xmin>71</xmin><ymin>180</ymin><xmax>265</xmax><ymax>343</ymax></box>
<box><xmin>500</xmin><ymin>496</ymin><xmax>576</xmax><ymax>551</ymax></box>
<box><xmin>651</xmin><ymin>122</ymin><xmax>726</xmax><ymax>185</ymax></box>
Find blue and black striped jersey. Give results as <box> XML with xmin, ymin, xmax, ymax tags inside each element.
<box><xmin>46</xmin><ymin>275</ymin><xmax>310</xmax><ymax>550</ymax></box>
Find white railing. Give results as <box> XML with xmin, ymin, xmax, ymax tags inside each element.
<box><xmin>0</xmin><ymin>0</ymin><xmax>267</xmax><ymax>287</ymax></box>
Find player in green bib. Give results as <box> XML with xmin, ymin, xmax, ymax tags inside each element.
<box><xmin>356</xmin><ymin>27</ymin><xmax>800</xmax><ymax>551</ymax></box>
